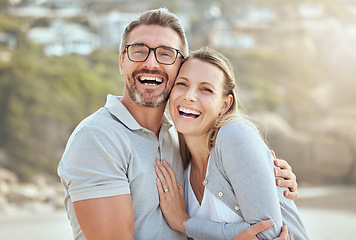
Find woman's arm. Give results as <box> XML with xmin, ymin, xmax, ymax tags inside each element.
<box><xmin>216</xmin><ymin>122</ymin><xmax>284</xmax><ymax>239</ymax></box>
<box><xmin>233</xmin><ymin>224</ymin><xmax>290</xmax><ymax>240</ymax></box>
<box><xmin>155</xmin><ymin>159</ymin><xmax>290</xmax><ymax>240</ymax></box>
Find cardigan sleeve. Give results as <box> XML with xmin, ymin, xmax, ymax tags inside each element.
<box><xmin>185</xmin><ymin>217</ymin><xmax>251</xmax><ymax>240</ymax></box>
<box><xmin>185</xmin><ymin>120</ymin><xmax>283</xmax><ymax>240</ymax></box>
<box><xmin>215</xmin><ymin>120</ymin><xmax>283</xmax><ymax>239</ymax></box>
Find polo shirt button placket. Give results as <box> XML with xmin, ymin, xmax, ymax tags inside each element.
<box><xmin>157</xmin><ymin>145</ymin><xmax>161</xmax><ymax>159</ymax></box>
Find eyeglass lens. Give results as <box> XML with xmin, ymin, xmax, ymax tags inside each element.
<box><xmin>127</xmin><ymin>45</ymin><xmax>177</xmax><ymax>64</ymax></box>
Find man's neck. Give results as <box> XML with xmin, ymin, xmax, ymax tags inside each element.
<box><xmin>120</xmin><ymin>96</ymin><xmax>166</xmax><ymax>137</ymax></box>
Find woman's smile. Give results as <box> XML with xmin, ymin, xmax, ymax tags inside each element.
<box><xmin>169</xmin><ymin>58</ymin><xmax>229</xmax><ymax>136</ymax></box>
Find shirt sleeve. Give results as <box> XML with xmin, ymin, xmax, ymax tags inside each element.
<box><xmin>217</xmin><ymin>121</ymin><xmax>283</xmax><ymax>239</ymax></box>
<box><xmin>58</xmin><ymin>125</ymin><xmax>131</xmax><ymax>202</ymax></box>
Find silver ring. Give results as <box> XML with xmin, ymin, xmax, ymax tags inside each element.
<box><xmin>164</xmin><ymin>188</ymin><xmax>169</xmax><ymax>193</ymax></box>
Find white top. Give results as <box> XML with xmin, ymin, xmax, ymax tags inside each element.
<box><xmin>185</xmin><ymin>157</ymin><xmax>243</xmax><ymax>224</ymax></box>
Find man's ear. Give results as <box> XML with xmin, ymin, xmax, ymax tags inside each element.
<box><xmin>119</xmin><ymin>54</ymin><xmax>125</xmax><ymax>76</ymax></box>
<box><xmin>221</xmin><ymin>94</ymin><xmax>233</xmax><ymax>114</ymax></box>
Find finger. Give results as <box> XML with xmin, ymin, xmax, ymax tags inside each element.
<box><xmin>162</xmin><ymin>160</ymin><xmax>178</xmax><ymax>191</ymax></box>
<box><xmin>284</xmin><ymin>190</ymin><xmax>298</xmax><ymax>200</ymax></box>
<box><xmin>250</xmin><ymin>219</ymin><xmax>274</xmax><ymax>234</ymax></box>
<box><xmin>274</xmin><ymin>168</ymin><xmax>296</xmax><ymax>182</ymax></box>
<box><xmin>276</xmin><ymin>178</ymin><xmax>296</xmax><ymax>189</ymax></box>
<box><xmin>155</xmin><ymin>161</ymin><xmax>170</xmax><ymax>191</ymax></box>
<box><xmin>155</xmin><ymin>159</ymin><xmax>174</xmax><ymax>192</ymax></box>
<box><xmin>273</xmin><ymin>225</ymin><xmax>289</xmax><ymax>240</ymax></box>
<box><xmin>233</xmin><ymin>219</ymin><xmax>274</xmax><ymax>240</ymax></box>
<box><xmin>274</xmin><ymin>159</ymin><xmax>292</xmax><ymax>171</ymax></box>
<box><xmin>276</xmin><ymin>178</ymin><xmax>299</xmax><ymax>200</ymax></box>
<box><xmin>270</xmin><ymin>150</ymin><xmax>276</xmax><ymax>159</ymax></box>
<box><xmin>156</xmin><ymin>178</ymin><xmax>166</xmax><ymax>200</ymax></box>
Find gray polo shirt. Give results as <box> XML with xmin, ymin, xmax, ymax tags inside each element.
<box><xmin>58</xmin><ymin>94</ymin><xmax>185</xmax><ymax>240</ymax></box>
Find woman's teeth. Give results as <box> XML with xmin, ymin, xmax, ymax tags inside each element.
<box><xmin>178</xmin><ymin>107</ymin><xmax>200</xmax><ymax>118</ymax></box>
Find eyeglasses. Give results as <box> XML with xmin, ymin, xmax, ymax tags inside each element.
<box><xmin>124</xmin><ymin>44</ymin><xmax>184</xmax><ymax>65</ymax></box>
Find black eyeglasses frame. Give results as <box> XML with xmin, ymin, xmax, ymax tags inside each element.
<box><xmin>124</xmin><ymin>44</ymin><xmax>185</xmax><ymax>65</ymax></box>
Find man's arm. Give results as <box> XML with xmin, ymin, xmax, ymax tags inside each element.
<box><xmin>73</xmin><ymin>195</ymin><xmax>135</xmax><ymax>240</ymax></box>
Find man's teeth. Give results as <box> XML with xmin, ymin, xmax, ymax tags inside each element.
<box><xmin>139</xmin><ymin>76</ymin><xmax>163</xmax><ymax>84</ymax></box>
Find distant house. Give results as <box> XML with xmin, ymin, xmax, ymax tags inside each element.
<box><xmin>207</xmin><ymin>7</ymin><xmax>281</xmax><ymax>50</ymax></box>
<box><xmin>0</xmin><ymin>33</ymin><xmax>17</xmax><ymax>50</ymax></box>
<box><xmin>244</xmin><ymin>7</ymin><xmax>279</xmax><ymax>27</ymax></box>
<box><xmin>28</xmin><ymin>21</ymin><xmax>99</xmax><ymax>56</ymax></box>
<box><xmin>95</xmin><ymin>11</ymin><xmax>139</xmax><ymax>49</ymax></box>
<box><xmin>209</xmin><ymin>18</ymin><xmax>255</xmax><ymax>49</ymax></box>
<box><xmin>8</xmin><ymin>0</ymin><xmax>83</xmax><ymax>18</ymax></box>
<box><xmin>0</xmin><ymin>33</ymin><xmax>17</xmax><ymax>61</ymax></box>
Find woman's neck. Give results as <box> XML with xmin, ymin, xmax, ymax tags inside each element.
<box><xmin>185</xmin><ymin>135</ymin><xmax>210</xmax><ymax>205</ymax></box>
<box><xmin>185</xmin><ymin>135</ymin><xmax>210</xmax><ymax>173</ymax></box>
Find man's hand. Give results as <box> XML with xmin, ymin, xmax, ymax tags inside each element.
<box><xmin>232</xmin><ymin>220</ymin><xmax>289</xmax><ymax>240</ymax></box>
<box><xmin>272</xmin><ymin>150</ymin><xmax>298</xmax><ymax>200</ymax></box>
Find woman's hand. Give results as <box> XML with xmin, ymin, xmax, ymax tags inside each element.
<box><xmin>154</xmin><ymin>159</ymin><xmax>191</xmax><ymax>233</ymax></box>
<box><xmin>233</xmin><ymin>219</ymin><xmax>290</xmax><ymax>240</ymax></box>
<box><xmin>271</xmin><ymin>150</ymin><xmax>298</xmax><ymax>200</ymax></box>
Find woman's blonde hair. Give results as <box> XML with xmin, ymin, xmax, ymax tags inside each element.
<box><xmin>179</xmin><ymin>47</ymin><xmax>257</xmax><ymax>168</ymax></box>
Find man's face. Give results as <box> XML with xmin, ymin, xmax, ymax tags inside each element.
<box><xmin>119</xmin><ymin>25</ymin><xmax>184</xmax><ymax>108</ymax></box>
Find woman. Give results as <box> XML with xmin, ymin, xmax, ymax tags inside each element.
<box><xmin>154</xmin><ymin>47</ymin><xmax>309</xmax><ymax>239</ymax></box>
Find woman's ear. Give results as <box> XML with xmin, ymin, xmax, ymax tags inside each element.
<box><xmin>221</xmin><ymin>94</ymin><xmax>233</xmax><ymax>114</ymax></box>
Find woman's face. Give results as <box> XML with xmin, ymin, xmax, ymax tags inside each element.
<box><xmin>169</xmin><ymin>58</ymin><xmax>232</xmax><ymax>137</ymax></box>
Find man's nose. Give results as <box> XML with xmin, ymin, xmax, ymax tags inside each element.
<box><xmin>143</xmin><ymin>50</ymin><xmax>160</xmax><ymax>68</ymax></box>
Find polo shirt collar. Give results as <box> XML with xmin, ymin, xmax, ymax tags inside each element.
<box><xmin>104</xmin><ymin>94</ymin><xmax>172</xmax><ymax>131</ymax></box>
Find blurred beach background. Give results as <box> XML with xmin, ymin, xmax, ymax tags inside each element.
<box><xmin>1</xmin><ymin>184</ymin><xmax>356</xmax><ymax>239</ymax></box>
<box><xmin>1</xmin><ymin>0</ymin><xmax>356</xmax><ymax>239</ymax></box>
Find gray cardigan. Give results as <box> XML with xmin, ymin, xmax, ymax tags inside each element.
<box><xmin>184</xmin><ymin>120</ymin><xmax>309</xmax><ymax>240</ymax></box>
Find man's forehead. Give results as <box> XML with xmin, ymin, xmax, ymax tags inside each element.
<box><xmin>127</xmin><ymin>24</ymin><xmax>182</xmax><ymax>49</ymax></box>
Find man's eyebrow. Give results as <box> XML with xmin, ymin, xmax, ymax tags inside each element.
<box><xmin>129</xmin><ymin>42</ymin><xmax>144</xmax><ymax>45</ymax></box>
<box><xmin>129</xmin><ymin>43</ymin><xmax>176</xmax><ymax>48</ymax></box>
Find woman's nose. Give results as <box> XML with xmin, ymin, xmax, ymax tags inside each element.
<box><xmin>184</xmin><ymin>88</ymin><xmax>197</xmax><ymax>102</ymax></box>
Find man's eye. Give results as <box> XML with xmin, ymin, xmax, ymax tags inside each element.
<box><xmin>133</xmin><ymin>50</ymin><xmax>144</xmax><ymax>54</ymax></box>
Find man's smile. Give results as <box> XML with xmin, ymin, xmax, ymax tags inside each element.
<box><xmin>138</xmin><ymin>76</ymin><xmax>163</xmax><ymax>86</ymax></box>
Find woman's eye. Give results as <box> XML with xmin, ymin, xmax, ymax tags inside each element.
<box><xmin>202</xmin><ymin>88</ymin><xmax>213</xmax><ymax>93</ymax></box>
<box><xmin>176</xmin><ymin>82</ymin><xmax>187</xmax><ymax>87</ymax></box>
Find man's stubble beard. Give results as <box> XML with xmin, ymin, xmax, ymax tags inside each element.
<box><xmin>126</xmin><ymin>70</ymin><xmax>172</xmax><ymax>108</ymax></box>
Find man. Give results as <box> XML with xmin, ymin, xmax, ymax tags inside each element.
<box><xmin>58</xmin><ymin>8</ymin><xmax>297</xmax><ymax>240</ymax></box>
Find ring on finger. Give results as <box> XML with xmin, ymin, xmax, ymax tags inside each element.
<box><xmin>164</xmin><ymin>187</ymin><xmax>169</xmax><ymax>193</ymax></box>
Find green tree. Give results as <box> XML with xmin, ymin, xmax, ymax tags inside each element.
<box><xmin>0</xmin><ymin>44</ymin><xmax>123</xmax><ymax>181</ymax></box>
